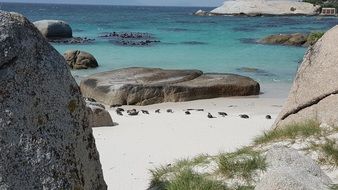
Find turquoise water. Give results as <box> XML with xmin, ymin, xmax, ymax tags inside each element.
<box><xmin>2</xmin><ymin>3</ymin><xmax>338</xmax><ymax>83</ymax></box>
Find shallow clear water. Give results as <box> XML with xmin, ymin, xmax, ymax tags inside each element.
<box><xmin>2</xmin><ymin>3</ymin><xmax>338</xmax><ymax>83</ymax></box>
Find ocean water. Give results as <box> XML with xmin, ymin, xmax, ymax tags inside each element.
<box><xmin>2</xmin><ymin>2</ymin><xmax>338</xmax><ymax>83</ymax></box>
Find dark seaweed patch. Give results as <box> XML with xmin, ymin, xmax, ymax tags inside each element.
<box><xmin>159</xmin><ymin>28</ymin><xmax>189</xmax><ymax>32</ymax></box>
<box><xmin>100</xmin><ymin>31</ymin><xmax>160</xmax><ymax>47</ymax></box>
<box><xmin>48</xmin><ymin>37</ymin><xmax>95</xmax><ymax>45</ymax></box>
<box><xmin>236</xmin><ymin>67</ymin><xmax>276</xmax><ymax>77</ymax></box>
<box><xmin>180</xmin><ymin>41</ymin><xmax>207</xmax><ymax>45</ymax></box>
<box><xmin>232</xmin><ymin>27</ymin><xmax>257</xmax><ymax>32</ymax></box>
<box><xmin>238</xmin><ymin>38</ymin><xmax>258</xmax><ymax>44</ymax></box>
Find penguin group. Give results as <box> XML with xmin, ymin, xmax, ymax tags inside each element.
<box><xmin>112</xmin><ymin>105</ymin><xmax>272</xmax><ymax>120</ymax></box>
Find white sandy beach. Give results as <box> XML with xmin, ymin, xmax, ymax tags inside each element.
<box><xmin>93</xmin><ymin>83</ymin><xmax>291</xmax><ymax>190</ymax></box>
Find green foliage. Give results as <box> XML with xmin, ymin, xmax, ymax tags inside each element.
<box><xmin>217</xmin><ymin>147</ymin><xmax>266</xmax><ymax>182</ymax></box>
<box><xmin>166</xmin><ymin>170</ymin><xmax>227</xmax><ymax>190</ymax></box>
<box><xmin>307</xmin><ymin>31</ymin><xmax>325</xmax><ymax>45</ymax></box>
<box><xmin>235</xmin><ymin>186</ymin><xmax>255</xmax><ymax>190</ymax></box>
<box><xmin>304</xmin><ymin>0</ymin><xmax>325</xmax><ymax>5</ymax></box>
<box><xmin>150</xmin><ymin>165</ymin><xmax>173</xmax><ymax>188</ymax></box>
<box><xmin>321</xmin><ymin>139</ymin><xmax>338</xmax><ymax>167</ymax></box>
<box><xmin>303</xmin><ymin>0</ymin><xmax>338</xmax><ymax>9</ymax></box>
<box><xmin>149</xmin><ymin>154</ymin><xmax>211</xmax><ymax>188</ymax></box>
<box><xmin>254</xmin><ymin>120</ymin><xmax>321</xmax><ymax>144</ymax></box>
<box><xmin>331</xmin><ymin>184</ymin><xmax>338</xmax><ymax>190</ymax></box>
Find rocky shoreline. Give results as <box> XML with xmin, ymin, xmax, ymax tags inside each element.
<box><xmin>1</xmin><ymin>4</ymin><xmax>338</xmax><ymax>190</ymax></box>
<box><xmin>195</xmin><ymin>0</ymin><xmax>320</xmax><ymax>17</ymax></box>
<box><xmin>258</xmin><ymin>32</ymin><xmax>325</xmax><ymax>47</ymax></box>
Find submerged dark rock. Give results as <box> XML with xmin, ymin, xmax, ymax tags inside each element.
<box><xmin>232</xmin><ymin>26</ymin><xmax>257</xmax><ymax>32</ymax></box>
<box><xmin>159</xmin><ymin>28</ymin><xmax>190</xmax><ymax>32</ymax></box>
<box><xmin>49</xmin><ymin>37</ymin><xmax>95</xmax><ymax>44</ymax></box>
<box><xmin>99</xmin><ymin>32</ymin><xmax>155</xmax><ymax>39</ymax></box>
<box><xmin>111</xmin><ymin>39</ymin><xmax>160</xmax><ymax>47</ymax></box>
<box><xmin>236</xmin><ymin>67</ymin><xmax>276</xmax><ymax>77</ymax></box>
<box><xmin>181</xmin><ymin>41</ymin><xmax>207</xmax><ymax>45</ymax></box>
<box><xmin>238</xmin><ymin>38</ymin><xmax>258</xmax><ymax>44</ymax></box>
<box><xmin>99</xmin><ymin>31</ymin><xmax>160</xmax><ymax>46</ymax></box>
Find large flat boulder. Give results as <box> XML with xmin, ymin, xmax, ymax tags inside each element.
<box><xmin>80</xmin><ymin>67</ymin><xmax>260</xmax><ymax>106</ymax></box>
<box><xmin>34</xmin><ymin>20</ymin><xmax>72</xmax><ymax>39</ymax></box>
<box><xmin>255</xmin><ymin>146</ymin><xmax>332</xmax><ymax>190</ymax></box>
<box><xmin>274</xmin><ymin>25</ymin><xmax>338</xmax><ymax>128</ymax></box>
<box><xmin>211</xmin><ymin>0</ymin><xmax>320</xmax><ymax>16</ymax></box>
<box><xmin>0</xmin><ymin>12</ymin><xmax>106</xmax><ymax>189</ymax></box>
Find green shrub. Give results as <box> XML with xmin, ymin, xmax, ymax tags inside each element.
<box><xmin>303</xmin><ymin>0</ymin><xmax>338</xmax><ymax>9</ymax></box>
<box><xmin>307</xmin><ymin>31</ymin><xmax>325</xmax><ymax>45</ymax></box>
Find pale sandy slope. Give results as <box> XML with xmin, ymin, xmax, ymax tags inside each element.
<box><xmin>92</xmin><ymin>83</ymin><xmax>290</xmax><ymax>190</ymax></box>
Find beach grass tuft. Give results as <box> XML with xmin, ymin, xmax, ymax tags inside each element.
<box><xmin>165</xmin><ymin>169</ymin><xmax>227</xmax><ymax>190</ymax></box>
<box><xmin>321</xmin><ymin>139</ymin><xmax>338</xmax><ymax>167</ymax></box>
<box><xmin>149</xmin><ymin>154</ymin><xmax>211</xmax><ymax>188</ymax></box>
<box><xmin>217</xmin><ymin>147</ymin><xmax>266</xmax><ymax>182</ymax></box>
<box><xmin>254</xmin><ymin>120</ymin><xmax>321</xmax><ymax>144</ymax></box>
<box><xmin>149</xmin><ymin>165</ymin><xmax>172</xmax><ymax>188</ymax></box>
<box><xmin>331</xmin><ymin>184</ymin><xmax>338</xmax><ymax>190</ymax></box>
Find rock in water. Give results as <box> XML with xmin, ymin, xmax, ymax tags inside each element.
<box><xmin>194</xmin><ymin>9</ymin><xmax>209</xmax><ymax>16</ymax></box>
<box><xmin>64</xmin><ymin>50</ymin><xmax>99</xmax><ymax>69</ymax></box>
<box><xmin>258</xmin><ymin>33</ymin><xmax>308</xmax><ymax>47</ymax></box>
<box><xmin>274</xmin><ymin>25</ymin><xmax>338</xmax><ymax>128</ymax></box>
<box><xmin>80</xmin><ymin>67</ymin><xmax>260</xmax><ymax>106</ymax></box>
<box><xmin>210</xmin><ymin>0</ymin><xmax>320</xmax><ymax>16</ymax></box>
<box><xmin>0</xmin><ymin>12</ymin><xmax>107</xmax><ymax>189</ymax></box>
<box><xmin>33</xmin><ymin>19</ymin><xmax>73</xmax><ymax>39</ymax></box>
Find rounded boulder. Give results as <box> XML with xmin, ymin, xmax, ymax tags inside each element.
<box><xmin>64</xmin><ymin>50</ymin><xmax>98</xmax><ymax>69</ymax></box>
<box><xmin>33</xmin><ymin>19</ymin><xmax>72</xmax><ymax>39</ymax></box>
